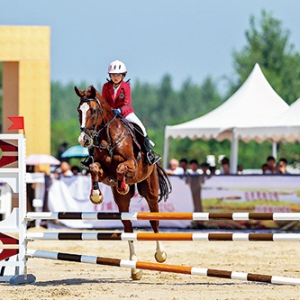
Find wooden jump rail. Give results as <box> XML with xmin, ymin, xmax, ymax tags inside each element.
<box><xmin>26</xmin><ymin>211</ymin><xmax>300</xmax><ymax>221</ymax></box>
<box><xmin>26</xmin><ymin>232</ymin><xmax>300</xmax><ymax>242</ymax></box>
<box><xmin>26</xmin><ymin>249</ymin><xmax>300</xmax><ymax>285</ymax></box>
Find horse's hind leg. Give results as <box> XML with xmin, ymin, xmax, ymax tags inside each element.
<box><xmin>112</xmin><ymin>185</ymin><xmax>143</xmax><ymax>280</ymax></box>
<box><xmin>137</xmin><ymin>172</ymin><xmax>167</xmax><ymax>263</ymax></box>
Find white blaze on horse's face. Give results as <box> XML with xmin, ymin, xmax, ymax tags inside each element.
<box><xmin>78</xmin><ymin>102</ymin><xmax>91</xmax><ymax>147</ymax></box>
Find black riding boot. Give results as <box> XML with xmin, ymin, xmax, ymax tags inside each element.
<box><xmin>144</xmin><ymin>136</ymin><xmax>161</xmax><ymax>165</ymax></box>
<box><xmin>81</xmin><ymin>147</ymin><xmax>94</xmax><ymax>168</ymax></box>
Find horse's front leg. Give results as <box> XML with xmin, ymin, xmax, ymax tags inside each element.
<box><xmin>115</xmin><ymin>159</ymin><xmax>137</xmax><ymax>195</ymax></box>
<box><xmin>89</xmin><ymin>162</ymin><xmax>104</xmax><ymax>204</ymax></box>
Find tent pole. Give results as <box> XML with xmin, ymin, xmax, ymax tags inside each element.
<box><xmin>163</xmin><ymin>134</ymin><xmax>170</xmax><ymax>169</ymax></box>
<box><xmin>230</xmin><ymin>129</ymin><xmax>238</xmax><ymax>174</ymax></box>
<box><xmin>272</xmin><ymin>142</ymin><xmax>277</xmax><ymax>160</ymax></box>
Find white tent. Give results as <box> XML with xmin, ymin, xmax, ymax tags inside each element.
<box><xmin>164</xmin><ymin>64</ymin><xmax>289</xmax><ymax>172</ymax></box>
<box><xmin>236</xmin><ymin>97</ymin><xmax>300</xmax><ymax>143</ymax></box>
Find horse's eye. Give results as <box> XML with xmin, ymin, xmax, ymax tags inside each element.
<box><xmin>91</xmin><ymin>109</ymin><xmax>97</xmax><ymax>115</ymax></box>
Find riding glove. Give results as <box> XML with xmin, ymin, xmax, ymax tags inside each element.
<box><xmin>113</xmin><ymin>108</ymin><xmax>122</xmax><ymax>115</ymax></box>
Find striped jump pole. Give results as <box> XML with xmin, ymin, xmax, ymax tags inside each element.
<box><xmin>26</xmin><ymin>249</ymin><xmax>300</xmax><ymax>285</ymax></box>
<box><xmin>26</xmin><ymin>212</ymin><xmax>300</xmax><ymax>221</ymax></box>
<box><xmin>26</xmin><ymin>232</ymin><xmax>300</xmax><ymax>242</ymax></box>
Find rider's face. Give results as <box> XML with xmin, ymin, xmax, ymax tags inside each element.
<box><xmin>110</xmin><ymin>73</ymin><xmax>124</xmax><ymax>84</ymax></box>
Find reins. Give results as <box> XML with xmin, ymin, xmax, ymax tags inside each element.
<box><xmin>79</xmin><ymin>96</ymin><xmax>133</xmax><ymax>158</ymax></box>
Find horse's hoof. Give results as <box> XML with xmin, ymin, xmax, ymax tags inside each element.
<box><xmin>116</xmin><ymin>184</ymin><xmax>130</xmax><ymax>195</ymax></box>
<box><xmin>90</xmin><ymin>193</ymin><xmax>104</xmax><ymax>204</ymax></box>
<box><xmin>155</xmin><ymin>251</ymin><xmax>167</xmax><ymax>263</ymax></box>
<box><xmin>131</xmin><ymin>270</ymin><xmax>143</xmax><ymax>280</ymax></box>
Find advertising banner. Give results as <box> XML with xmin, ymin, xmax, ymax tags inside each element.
<box><xmin>47</xmin><ymin>174</ymin><xmax>300</xmax><ymax>230</ymax></box>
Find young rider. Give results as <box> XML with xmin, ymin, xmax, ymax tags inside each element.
<box><xmin>82</xmin><ymin>60</ymin><xmax>160</xmax><ymax>166</ymax></box>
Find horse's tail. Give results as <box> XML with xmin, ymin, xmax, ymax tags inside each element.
<box><xmin>156</xmin><ymin>163</ymin><xmax>172</xmax><ymax>202</ymax></box>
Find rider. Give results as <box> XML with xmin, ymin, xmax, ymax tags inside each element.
<box><xmin>82</xmin><ymin>60</ymin><xmax>161</xmax><ymax>167</ymax></box>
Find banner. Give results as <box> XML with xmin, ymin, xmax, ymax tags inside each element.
<box><xmin>47</xmin><ymin>174</ymin><xmax>300</xmax><ymax>229</ymax></box>
<box><xmin>48</xmin><ymin>175</ymin><xmax>193</xmax><ymax>229</ymax></box>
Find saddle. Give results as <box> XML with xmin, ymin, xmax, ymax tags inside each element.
<box><xmin>120</xmin><ymin>118</ymin><xmax>144</xmax><ymax>151</ymax></box>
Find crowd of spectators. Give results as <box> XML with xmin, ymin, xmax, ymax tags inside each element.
<box><xmin>262</xmin><ymin>156</ymin><xmax>290</xmax><ymax>175</ymax></box>
<box><xmin>166</xmin><ymin>155</ymin><xmax>291</xmax><ymax>176</ymax></box>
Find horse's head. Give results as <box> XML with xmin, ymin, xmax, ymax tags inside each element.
<box><xmin>75</xmin><ymin>85</ymin><xmax>106</xmax><ymax>148</ymax></box>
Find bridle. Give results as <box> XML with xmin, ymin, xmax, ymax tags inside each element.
<box><xmin>79</xmin><ymin>97</ymin><xmax>116</xmax><ymax>140</ymax></box>
<box><xmin>79</xmin><ymin>96</ymin><xmax>131</xmax><ymax>157</ymax></box>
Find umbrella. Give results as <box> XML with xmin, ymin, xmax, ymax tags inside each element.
<box><xmin>26</xmin><ymin>154</ymin><xmax>61</xmax><ymax>166</ymax></box>
<box><xmin>61</xmin><ymin>145</ymin><xmax>89</xmax><ymax>158</ymax></box>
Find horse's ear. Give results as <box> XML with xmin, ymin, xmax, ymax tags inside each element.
<box><xmin>74</xmin><ymin>86</ymin><xmax>83</xmax><ymax>97</ymax></box>
<box><xmin>90</xmin><ymin>85</ymin><xmax>97</xmax><ymax>97</ymax></box>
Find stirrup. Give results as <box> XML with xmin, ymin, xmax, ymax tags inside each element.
<box><xmin>146</xmin><ymin>152</ymin><xmax>161</xmax><ymax>165</ymax></box>
<box><xmin>81</xmin><ymin>156</ymin><xmax>94</xmax><ymax>168</ymax></box>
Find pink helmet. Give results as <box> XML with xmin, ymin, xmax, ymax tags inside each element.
<box><xmin>108</xmin><ymin>60</ymin><xmax>127</xmax><ymax>74</ymax></box>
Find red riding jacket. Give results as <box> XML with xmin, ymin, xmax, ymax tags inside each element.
<box><xmin>101</xmin><ymin>80</ymin><xmax>134</xmax><ymax>117</ymax></box>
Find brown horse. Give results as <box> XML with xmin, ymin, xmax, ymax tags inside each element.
<box><xmin>75</xmin><ymin>85</ymin><xmax>172</xmax><ymax>280</ymax></box>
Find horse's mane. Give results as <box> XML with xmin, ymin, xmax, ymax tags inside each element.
<box><xmin>84</xmin><ymin>85</ymin><xmax>111</xmax><ymax>110</ymax></box>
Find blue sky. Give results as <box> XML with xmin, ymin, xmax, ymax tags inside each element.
<box><xmin>1</xmin><ymin>0</ymin><xmax>300</xmax><ymax>92</ymax></box>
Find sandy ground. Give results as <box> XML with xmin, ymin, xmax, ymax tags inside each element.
<box><xmin>1</xmin><ymin>227</ymin><xmax>300</xmax><ymax>300</ymax></box>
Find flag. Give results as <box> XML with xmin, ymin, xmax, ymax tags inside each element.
<box><xmin>7</xmin><ymin>116</ymin><xmax>25</xmax><ymax>133</ymax></box>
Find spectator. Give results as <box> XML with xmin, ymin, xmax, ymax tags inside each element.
<box><xmin>220</xmin><ymin>157</ymin><xmax>230</xmax><ymax>175</ymax></box>
<box><xmin>237</xmin><ymin>165</ymin><xmax>243</xmax><ymax>175</ymax></box>
<box><xmin>188</xmin><ymin>159</ymin><xmax>200</xmax><ymax>175</ymax></box>
<box><xmin>261</xmin><ymin>163</ymin><xmax>268</xmax><ymax>174</ymax></box>
<box><xmin>265</xmin><ymin>156</ymin><xmax>276</xmax><ymax>174</ymax></box>
<box><xmin>276</xmin><ymin>158</ymin><xmax>290</xmax><ymax>175</ymax></box>
<box><xmin>209</xmin><ymin>165</ymin><xmax>216</xmax><ymax>175</ymax></box>
<box><xmin>186</xmin><ymin>159</ymin><xmax>203</xmax><ymax>213</ymax></box>
<box><xmin>178</xmin><ymin>158</ymin><xmax>188</xmax><ymax>174</ymax></box>
<box><xmin>57</xmin><ymin>141</ymin><xmax>69</xmax><ymax>162</ymax></box>
<box><xmin>200</xmin><ymin>162</ymin><xmax>210</xmax><ymax>175</ymax></box>
<box><xmin>58</xmin><ymin>161</ymin><xmax>73</xmax><ymax>177</ymax></box>
<box><xmin>71</xmin><ymin>165</ymin><xmax>81</xmax><ymax>175</ymax></box>
<box><xmin>165</xmin><ymin>158</ymin><xmax>184</xmax><ymax>175</ymax></box>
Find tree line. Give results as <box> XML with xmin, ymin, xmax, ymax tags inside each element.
<box><xmin>1</xmin><ymin>10</ymin><xmax>300</xmax><ymax>170</ymax></box>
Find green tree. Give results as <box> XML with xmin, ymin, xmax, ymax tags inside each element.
<box><xmin>231</xmin><ymin>10</ymin><xmax>300</xmax><ymax>104</ymax></box>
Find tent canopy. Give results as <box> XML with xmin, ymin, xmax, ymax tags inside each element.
<box><xmin>164</xmin><ymin>64</ymin><xmax>289</xmax><ymax>171</ymax></box>
<box><xmin>236</xmin><ymin>97</ymin><xmax>300</xmax><ymax>143</ymax></box>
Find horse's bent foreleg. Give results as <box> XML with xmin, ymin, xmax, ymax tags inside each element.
<box><xmin>116</xmin><ymin>177</ymin><xmax>130</xmax><ymax>195</ymax></box>
<box><xmin>89</xmin><ymin>162</ymin><xmax>104</xmax><ymax>204</ymax></box>
<box><xmin>90</xmin><ymin>180</ymin><xmax>103</xmax><ymax>204</ymax></box>
<box><xmin>115</xmin><ymin>160</ymin><xmax>137</xmax><ymax>195</ymax></box>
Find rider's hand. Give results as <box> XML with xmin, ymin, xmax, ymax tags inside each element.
<box><xmin>113</xmin><ymin>108</ymin><xmax>122</xmax><ymax>115</ymax></box>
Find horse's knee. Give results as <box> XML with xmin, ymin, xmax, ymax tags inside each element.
<box><xmin>89</xmin><ymin>162</ymin><xmax>102</xmax><ymax>175</ymax></box>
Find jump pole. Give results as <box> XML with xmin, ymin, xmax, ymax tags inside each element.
<box><xmin>26</xmin><ymin>249</ymin><xmax>300</xmax><ymax>285</ymax></box>
<box><xmin>26</xmin><ymin>211</ymin><xmax>300</xmax><ymax>221</ymax></box>
<box><xmin>26</xmin><ymin>232</ymin><xmax>300</xmax><ymax>242</ymax></box>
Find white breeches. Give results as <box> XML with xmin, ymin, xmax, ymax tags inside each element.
<box><xmin>125</xmin><ymin>113</ymin><xmax>147</xmax><ymax>136</ymax></box>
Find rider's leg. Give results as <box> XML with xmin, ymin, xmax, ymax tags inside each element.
<box><xmin>125</xmin><ymin>113</ymin><xmax>161</xmax><ymax>165</ymax></box>
<box><xmin>81</xmin><ymin>147</ymin><xmax>94</xmax><ymax>167</ymax></box>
